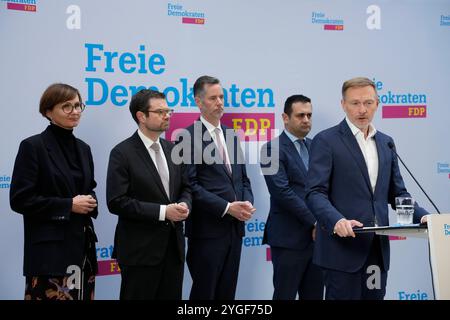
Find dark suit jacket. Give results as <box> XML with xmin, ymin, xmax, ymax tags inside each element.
<box><xmin>261</xmin><ymin>131</ymin><xmax>316</xmax><ymax>250</ymax></box>
<box><xmin>10</xmin><ymin>125</ymin><xmax>98</xmax><ymax>276</ymax></box>
<box><xmin>306</xmin><ymin>120</ymin><xmax>428</xmax><ymax>273</ymax></box>
<box><xmin>106</xmin><ymin>131</ymin><xmax>192</xmax><ymax>266</ymax></box>
<box><xmin>179</xmin><ymin>120</ymin><xmax>253</xmax><ymax>239</ymax></box>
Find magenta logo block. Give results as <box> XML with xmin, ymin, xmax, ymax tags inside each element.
<box><xmin>7</xmin><ymin>2</ymin><xmax>36</xmax><ymax>12</ymax></box>
<box><xmin>97</xmin><ymin>259</ymin><xmax>121</xmax><ymax>276</ymax></box>
<box><xmin>389</xmin><ymin>236</ymin><xmax>406</xmax><ymax>241</ymax></box>
<box><xmin>324</xmin><ymin>24</ymin><xmax>344</xmax><ymax>31</ymax></box>
<box><xmin>166</xmin><ymin>112</ymin><xmax>275</xmax><ymax>142</ymax></box>
<box><xmin>266</xmin><ymin>247</ymin><xmax>272</xmax><ymax>261</ymax></box>
<box><xmin>182</xmin><ymin>17</ymin><xmax>205</xmax><ymax>24</ymax></box>
<box><xmin>382</xmin><ymin>105</ymin><xmax>427</xmax><ymax>118</ymax></box>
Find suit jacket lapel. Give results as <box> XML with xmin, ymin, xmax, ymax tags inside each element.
<box><xmin>131</xmin><ymin>132</ymin><xmax>170</xmax><ymax>202</ymax></box>
<box><xmin>199</xmin><ymin>121</ymin><xmax>232</xmax><ymax>180</ymax></box>
<box><xmin>305</xmin><ymin>138</ymin><xmax>312</xmax><ymax>151</ymax></box>
<box><xmin>221</xmin><ymin>125</ymin><xmax>234</xmax><ymax>180</ymax></box>
<box><xmin>75</xmin><ymin>140</ymin><xmax>91</xmax><ymax>193</ymax></box>
<box><xmin>42</xmin><ymin>127</ymin><xmax>76</xmax><ymax>195</ymax></box>
<box><xmin>373</xmin><ymin>133</ymin><xmax>386</xmax><ymax>196</ymax></box>
<box><xmin>280</xmin><ymin>131</ymin><xmax>308</xmax><ymax>176</ymax></box>
<box><xmin>338</xmin><ymin>120</ymin><xmax>373</xmax><ymax>193</ymax></box>
<box><xmin>200</xmin><ymin>121</ymin><xmax>215</xmax><ymax>151</ymax></box>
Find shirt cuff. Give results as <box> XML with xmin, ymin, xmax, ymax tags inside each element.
<box><xmin>420</xmin><ymin>214</ymin><xmax>429</xmax><ymax>224</ymax></box>
<box><xmin>222</xmin><ymin>203</ymin><xmax>230</xmax><ymax>217</ymax></box>
<box><xmin>159</xmin><ymin>205</ymin><xmax>167</xmax><ymax>221</ymax></box>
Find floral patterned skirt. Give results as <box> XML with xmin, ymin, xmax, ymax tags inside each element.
<box><xmin>25</xmin><ymin>260</ymin><xmax>96</xmax><ymax>300</ymax></box>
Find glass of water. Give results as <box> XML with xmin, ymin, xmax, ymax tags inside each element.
<box><xmin>395</xmin><ymin>197</ymin><xmax>415</xmax><ymax>225</ymax></box>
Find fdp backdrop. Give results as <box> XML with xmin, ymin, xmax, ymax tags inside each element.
<box><xmin>1</xmin><ymin>0</ymin><xmax>449</xmax><ymax>300</ymax></box>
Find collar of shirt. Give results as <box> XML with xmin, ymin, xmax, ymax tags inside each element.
<box><xmin>200</xmin><ymin>116</ymin><xmax>222</xmax><ymax>136</ymax></box>
<box><xmin>199</xmin><ymin>116</ymin><xmax>231</xmax><ymax>170</ymax></box>
<box><xmin>284</xmin><ymin>129</ymin><xmax>305</xmax><ymax>144</ymax></box>
<box><xmin>137</xmin><ymin>129</ymin><xmax>160</xmax><ymax>149</ymax></box>
<box><xmin>345</xmin><ymin>117</ymin><xmax>377</xmax><ymax>140</ymax></box>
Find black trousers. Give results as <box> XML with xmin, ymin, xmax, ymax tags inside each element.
<box><xmin>119</xmin><ymin>228</ymin><xmax>184</xmax><ymax>300</ymax></box>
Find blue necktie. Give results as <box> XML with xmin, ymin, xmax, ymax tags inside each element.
<box><xmin>297</xmin><ymin>139</ymin><xmax>309</xmax><ymax>170</ymax></box>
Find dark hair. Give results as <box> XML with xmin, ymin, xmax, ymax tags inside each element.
<box><xmin>284</xmin><ymin>94</ymin><xmax>311</xmax><ymax>116</ymax></box>
<box><xmin>39</xmin><ymin>83</ymin><xmax>82</xmax><ymax>120</ymax></box>
<box><xmin>193</xmin><ymin>75</ymin><xmax>221</xmax><ymax>98</ymax></box>
<box><xmin>129</xmin><ymin>89</ymin><xmax>166</xmax><ymax>124</ymax></box>
<box><xmin>342</xmin><ymin>77</ymin><xmax>377</xmax><ymax>99</ymax></box>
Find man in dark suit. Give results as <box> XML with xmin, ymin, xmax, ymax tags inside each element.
<box><xmin>106</xmin><ymin>89</ymin><xmax>192</xmax><ymax>300</ymax></box>
<box><xmin>175</xmin><ymin>75</ymin><xmax>255</xmax><ymax>300</ymax></box>
<box><xmin>306</xmin><ymin>77</ymin><xmax>429</xmax><ymax>300</ymax></box>
<box><xmin>261</xmin><ymin>94</ymin><xmax>323</xmax><ymax>300</ymax></box>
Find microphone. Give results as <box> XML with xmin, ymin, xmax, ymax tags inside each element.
<box><xmin>388</xmin><ymin>141</ymin><xmax>441</xmax><ymax>213</ymax></box>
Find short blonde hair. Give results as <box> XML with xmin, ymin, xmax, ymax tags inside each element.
<box><xmin>342</xmin><ymin>77</ymin><xmax>377</xmax><ymax>99</ymax></box>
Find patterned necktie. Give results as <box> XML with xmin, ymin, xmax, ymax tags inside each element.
<box><xmin>214</xmin><ymin>127</ymin><xmax>232</xmax><ymax>174</ymax></box>
<box><xmin>150</xmin><ymin>143</ymin><xmax>170</xmax><ymax>198</ymax></box>
<box><xmin>297</xmin><ymin>139</ymin><xmax>309</xmax><ymax>170</ymax></box>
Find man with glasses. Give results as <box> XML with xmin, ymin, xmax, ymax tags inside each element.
<box><xmin>305</xmin><ymin>77</ymin><xmax>428</xmax><ymax>300</ymax></box>
<box><xmin>106</xmin><ymin>89</ymin><xmax>192</xmax><ymax>300</ymax></box>
<box><xmin>261</xmin><ymin>94</ymin><xmax>323</xmax><ymax>300</ymax></box>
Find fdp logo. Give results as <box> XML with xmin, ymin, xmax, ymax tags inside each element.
<box><xmin>374</xmin><ymin>79</ymin><xmax>428</xmax><ymax>119</ymax></box>
<box><xmin>3</xmin><ymin>0</ymin><xmax>37</xmax><ymax>12</ymax></box>
<box><xmin>311</xmin><ymin>11</ymin><xmax>344</xmax><ymax>31</ymax></box>
<box><xmin>96</xmin><ymin>245</ymin><xmax>120</xmax><ymax>276</ymax></box>
<box><xmin>167</xmin><ymin>3</ymin><xmax>206</xmax><ymax>25</ymax></box>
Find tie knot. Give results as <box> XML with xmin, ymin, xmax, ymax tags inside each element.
<box><xmin>150</xmin><ymin>142</ymin><xmax>160</xmax><ymax>153</ymax></box>
<box><xmin>214</xmin><ymin>127</ymin><xmax>221</xmax><ymax>134</ymax></box>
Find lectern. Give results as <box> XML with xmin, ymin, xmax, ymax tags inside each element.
<box><xmin>354</xmin><ymin>214</ymin><xmax>450</xmax><ymax>300</ymax></box>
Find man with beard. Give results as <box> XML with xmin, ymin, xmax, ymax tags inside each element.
<box><xmin>107</xmin><ymin>89</ymin><xmax>192</xmax><ymax>300</ymax></box>
<box><xmin>261</xmin><ymin>94</ymin><xmax>323</xmax><ymax>300</ymax></box>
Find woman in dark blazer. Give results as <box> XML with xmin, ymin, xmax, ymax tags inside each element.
<box><xmin>10</xmin><ymin>83</ymin><xmax>99</xmax><ymax>300</ymax></box>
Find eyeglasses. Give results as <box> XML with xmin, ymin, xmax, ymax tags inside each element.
<box><xmin>60</xmin><ymin>102</ymin><xmax>86</xmax><ymax>114</ymax></box>
<box><xmin>146</xmin><ymin>109</ymin><xmax>174</xmax><ymax>117</ymax></box>
<box><xmin>346</xmin><ymin>100</ymin><xmax>377</xmax><ymax>108</ymax></box>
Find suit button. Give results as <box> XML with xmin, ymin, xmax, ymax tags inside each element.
<box><xmin>165</xmin><ymin>222</ymin><xmax>169</xmax><ymax>226</ymax></box>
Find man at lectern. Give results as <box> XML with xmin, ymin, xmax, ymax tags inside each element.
<box><xmin>306</xmin><ymin>77</ymin><xmax>429</xmax><ymax>300</ymax></box>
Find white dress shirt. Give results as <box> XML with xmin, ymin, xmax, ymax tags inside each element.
<box><xmin>345</xmin><ymin>117</ymin><xmax>379</xmax><ymax>193</ymax></box>
<box><xmin>200</xmin><ymin>116</ymin><xmax>231</xmax><ymax>216</ymax></box>
<box><xmin>137</xmin><ymin>129</ymin><xmax>170</xmax><ymax>221</ymax></box>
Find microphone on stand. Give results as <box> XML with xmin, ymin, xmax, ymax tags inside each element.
<box><xmin>388</xmin><ymin>141</ymin><xmax>441</xmax><ymax>213</ymax></box>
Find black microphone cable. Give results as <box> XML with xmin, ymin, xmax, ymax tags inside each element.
<box><xmin>388</xmin><ymin>141</ymin><xmax>441</xmax><ymax>214</ymax></box>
